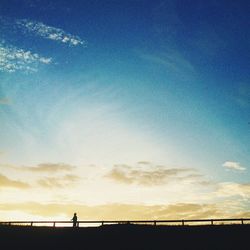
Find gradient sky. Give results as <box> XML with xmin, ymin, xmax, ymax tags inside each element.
<box><xmin>0</xmin><ymin>0</ymin><xmax>249</xmax><ymax>221</ymax></box>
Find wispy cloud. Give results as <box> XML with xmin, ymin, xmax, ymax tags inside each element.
<box><xmin>139</xmin><ymin>50</ymin><xmax>195</xmax><ymax>77</ymax></box>
<box><xmin>0</xmin><ymin>162</ymin><xmax>79</xmax><ymax>191</ymax></box>
<box><xmin>137</xmin><ymin>161</ymin><xmax>151</xmax><ymax>165</ymax></box>
<box><xmin>37</xmin><ymin>174</ymin><xmax>80</xmax><ymax>188</ymax></box>
<box><xmin>0</xmin><ymin>174</ymin><xmax>30</xmax><ymax>189</ymax></box>
<box><xmin>16</xmin><ymin>19</ymin><xmax>86</xmax><ymax>47</ymax></box>
<box><xmin>2</xmin><ymin>163</ymin><xmax>76</xmax><ymax>173</ymax></box>
<box><xmin>0</xmin><ymin>201</ymin><xmax>232</xmax><ymax>220</ymax></box>
<box><xmin>0</xmin><ymin>41</ymin><xmax>52</xmax><ymax>72</ymax></box>
<box><xmin>21</xmin><ymin>163</ymin><xmax>76</xmax><ymax>173</ymax></box>
<box><xmin>0</xmin><ymin>163</ymin><xmax>78</xmax><ymax>189</ymax></box>
<box><xmin>106</xmin><ymin>164</ymin><xmax>199</xmax><ymax>186</ymax></box>
<box><xmin>214</xmin><ymin>182</ymin><xmax>250</xmax><ymax>200</ymax></box>
<box><xmin>223</xmin><ymin>161</ymin><xmax>246</xmax><ymax>171</ymax></box>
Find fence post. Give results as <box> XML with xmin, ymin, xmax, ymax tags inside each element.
<box><xmin>211</xmin><ymin>220</ymin><xmax>213</xmax><ymax>225</ymax></box>
<box><xmin>241</xmin><ymin>219</ymin><xmax>244</xmax><ymax>225</ymax></box>
<box><xmin>31</xmin><ymin>222</ymin><xmax>33</xmax><ymax>226</ymax></box>
<box><xmin>154</xmin><ymin>221</ymin><xmax>157</xmax><ymax>226</ymax></box>
<box><xmin>182</xmin><ymin>220</ymin><xmax>184</xmax><ymax>226</ymax></box>
<box><xmin>53</xmin><ymin>222</ymin><xmax>56</xmax><ymax>227</ymax></box>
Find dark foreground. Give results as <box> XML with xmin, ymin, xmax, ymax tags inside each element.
<box><xmin>0</xmin><ymin>224</ymin><xmax>249</xmax><ymax>250</ymax></box>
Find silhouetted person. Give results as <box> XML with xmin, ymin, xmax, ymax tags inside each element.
<box><xmin>72</xmin><ymin>212</ymin><xmax>78</xmax><ymax>227</ymax></box>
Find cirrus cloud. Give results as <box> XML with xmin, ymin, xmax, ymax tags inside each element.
<box><xmin>2</xmin><ymin>163</ymin><xmax>76</xmax><ymax>173</ymax></box>
<box><xmin>16</xmin><ymin>19</ymin><xmax>86</xmax><ymax>47</ymax></box>
<box><xmin>0</xmin><ymin>41</ymin><xmax>52</xmax><ymax>73</ymax></box>
<box><xmin>37</xmin><ymin>174</ymin><xmax>80</xmax><ymax>188</ymax></box>
<box><xmin>0</xmin><ymin>174</ymin><xmax>30</xmax><ymax>189</ymax></box>
<box><xmin>22</xmin><ymin>163</ymin><xmax>76</xmax><ymax>173</ymax></box>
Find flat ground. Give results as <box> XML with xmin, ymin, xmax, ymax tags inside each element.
<box><xmin>0</xmin><ymin>224</ymin><xmax>249</xmax><ymax>250</ymax></box>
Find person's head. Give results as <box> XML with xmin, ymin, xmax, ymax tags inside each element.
<box><xmin>74</xmin><ymin>213</ymin><xmax>77</xmax><ymax>216</ymax></box>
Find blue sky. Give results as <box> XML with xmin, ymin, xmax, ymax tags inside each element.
<box><xmin>0</xmin><ymin>0</ymin><xmax>249</xmax><ymax>220</ymax></box>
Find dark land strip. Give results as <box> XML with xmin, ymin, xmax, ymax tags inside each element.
<box><xmin>0</xmin><ymin>224</ymin><xmax>249</xmax><ymax>250</ymax></box>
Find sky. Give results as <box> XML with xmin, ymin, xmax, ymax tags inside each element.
<box><xmin>0</xmin><ymin>0</ymin><xmax>249</xmax><ymax>221</ymax></box>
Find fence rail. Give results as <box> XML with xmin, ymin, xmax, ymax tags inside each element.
<box><xmin>1</xmin><ymin>218</ymin><xmax>250</xmax><ymax>227</ymax></box>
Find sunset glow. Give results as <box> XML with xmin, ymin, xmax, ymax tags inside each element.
<box><xmin>0</xmin><ymin>0</ymin><xmax>249</xmax><ymax>221</ymax></box>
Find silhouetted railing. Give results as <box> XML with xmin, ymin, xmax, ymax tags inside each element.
<box><xmin>0</xmin><ymin>218</ymin><xmax>250</xmax><ymax>227</ymax></box>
